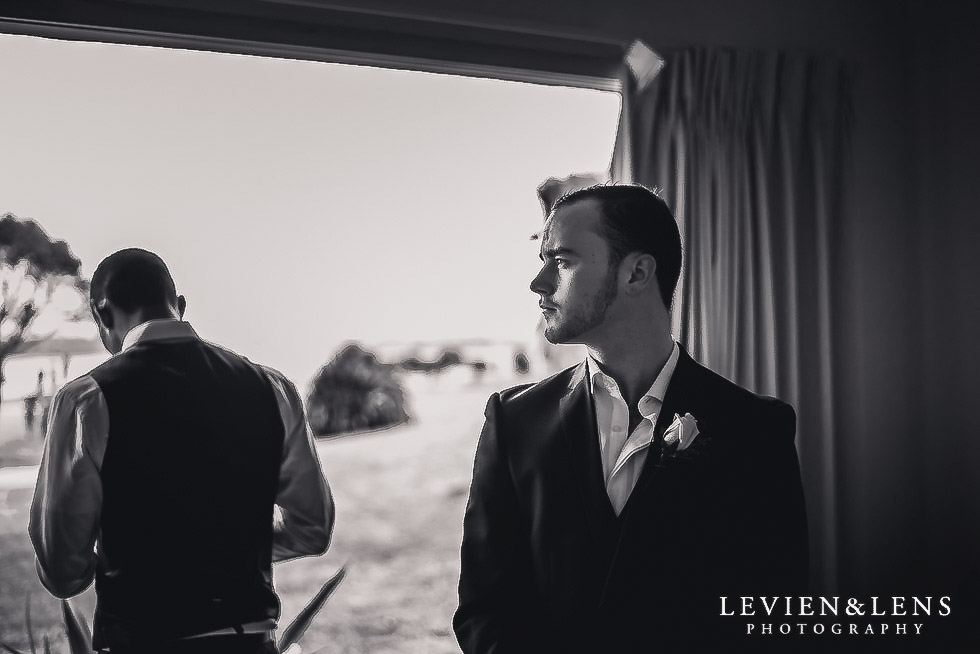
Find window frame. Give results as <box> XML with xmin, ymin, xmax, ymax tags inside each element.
<box><xmin>0</xmin><ymin>1</ymin><xmax>624</xmax><ymax>92</ymax></box>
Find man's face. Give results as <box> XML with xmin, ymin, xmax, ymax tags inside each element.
<box><xmin>530</xmin><ymin>199</ymin><xmax>619</xmax><ymax>345</ymax></box>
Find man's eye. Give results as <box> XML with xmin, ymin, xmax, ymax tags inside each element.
<box><xmin>555</xmin><ymin>258</ymin><xmax>569</xmax><ymax>267</ymax></box>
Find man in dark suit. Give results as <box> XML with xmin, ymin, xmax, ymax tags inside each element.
<box><xmin>31</xmin><ymin>248</ymin><xmax>334</xmax><ymax>653</ymax></box>
<box><xmin>454</xmin><ymin>185</ymin><xmax>808</xmax><ymax>653</ymax></box>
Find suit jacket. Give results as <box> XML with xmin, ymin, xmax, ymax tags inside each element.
<box><xmin>454</xmin><ymin>346</ymin><xmax>808</xmax><ymax>653</ymax></box>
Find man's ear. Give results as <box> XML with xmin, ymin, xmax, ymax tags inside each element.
<box><xmin>624</xmin><ymin>253</ymin><xmax>658</xmax><ymax>295</ymax></box>
<box><xmin>176</xmin><ymin>295</ymin><xmax>187</xmax><ymax>319</ymax></box>
<box><xmin>91</xmin><ymin>299</ymin><xmax>114</xmax><ymax>330</ymax></box>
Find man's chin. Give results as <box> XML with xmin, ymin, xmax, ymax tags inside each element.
<box><xmin>543</xmin><ymin>325</ymin><xmax>575</xmax><ymax>345</ymax></box>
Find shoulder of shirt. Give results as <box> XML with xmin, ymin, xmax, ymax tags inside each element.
<box><xmin>254</xmin><ymin>363</ymin><xmax>295</xmax><ymax>390</ymax></box>
<box><xmin>175</xmin><ymin>337</ymin><xmax>302</xmax><ymax>413</ymax></box>
<box><xmin>255</xmin><ymin>363</ymin><xmax>303</xmax><ymax>407</ymax></box>
<box><xmin>186</xmin><ymin>340</ymin><xmax>298</xmax><ymax>400</ymax></box>
<box><xmin>52</xmin><ymin>374</ymin><xmax>105</xmax><ymax>408</ymax></box>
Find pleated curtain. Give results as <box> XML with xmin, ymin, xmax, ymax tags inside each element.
<box><xmin>611</xmin><ymin>47</ymin><xmax>851</xmax><ymax>591</ymax></box>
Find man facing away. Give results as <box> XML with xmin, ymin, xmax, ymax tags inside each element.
<box><xmin>454</xmin><ymin>185</ymin><xmax>808</xmax><ymax>653</ymax></box>
<box><xmin>30</xmin><ymin>248</ymin><xmax>335</xmax><ymax>654</ymax></box>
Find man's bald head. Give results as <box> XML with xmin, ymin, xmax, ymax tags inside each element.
<box><xmin>89</xmin><ymin>248</ymin><xmax>185</xmax><ymax>354</ymax></box>
<box><xmin>90</xmin><ymin>248</ymin><xmax>178</xmax><ymax>314</ymax></box>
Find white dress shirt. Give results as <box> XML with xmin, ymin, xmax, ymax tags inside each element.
<box><xmin>29</xmin><ymin>319</ymin><xmax>334</xmax><ymax>635</ymax></box>
<box><xmin>587</xmin><ymin>341</ymin><xmax>680</xmax><ymax>516</ymax></box>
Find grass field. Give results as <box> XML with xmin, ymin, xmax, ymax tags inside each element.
<box><xmin>0</xmin><ymin>372</ymin><xmax>502</xmax><ymax>653</ymax></box>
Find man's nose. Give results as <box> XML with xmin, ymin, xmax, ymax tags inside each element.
<box><xmin>530</xmin><ymin>265</ymin><xmax>554</xmax><ymax>296</ymax></box>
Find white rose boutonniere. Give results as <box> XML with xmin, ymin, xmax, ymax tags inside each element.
<box><xmin>662</xmin><ymin>412</ymin><xmax>700</xmax><ymax>451</ymax></box>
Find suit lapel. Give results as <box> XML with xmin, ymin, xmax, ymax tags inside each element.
<box><xmin>630</xmin><ymin>347</ymin><xmax>699</xmax><ymax>501</ymax></box>
<box><xmin>559</xmin><ymin>363</ymin><xmax>617</xmax><ymax>537</ymax></box>
<box><xmin>599</xmin><ymin>349</ymin><xmax>702</xmax><ymax>607</ymax></box>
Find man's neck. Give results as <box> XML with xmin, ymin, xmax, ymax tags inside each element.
<box><xmin>116</xmin><ymin>309</ymin><xmax>182</xmax><ymax>350</ymax></box>
<box><xmin>587</xmin><ymin>332</ymin><xmax>674</xmax><ymax>409</ymax></box>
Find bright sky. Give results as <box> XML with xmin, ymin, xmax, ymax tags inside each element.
<box><xmin>0</xmin><ymin>34</ymin><xmax>620</xmax><ymax>386</ymax></box>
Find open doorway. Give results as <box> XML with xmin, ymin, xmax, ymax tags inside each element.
<box><xmin>0</xmin><ymin>33</ymin><xmax>620</xmax><ymax>652</ymax></box>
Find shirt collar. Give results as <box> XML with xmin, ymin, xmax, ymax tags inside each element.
<box><xmin>121</xmin><ymin>319</ymin><xmax>199</xmax><ymax>352</ymax></box>
<box><xmin>586</xmin><ymin>340</ymin><xmax>681</xmax><ymax>418</ymax></box>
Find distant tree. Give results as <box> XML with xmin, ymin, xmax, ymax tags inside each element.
<box><xmin>307</xmin><ymin>343</ymin><xmax>409</xmax><ymax>437</ymax></box>
<box><xmin>397</xmin><ymin>349</ymin><xmax>463</xmax><ymax>374</ymax></box>
<box><xmin>0</xmin><ymin>212</ymin><xmax>86</xmax><ymax>410</ymax></box>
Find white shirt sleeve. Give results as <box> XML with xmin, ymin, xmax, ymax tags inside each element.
<box><xmin>262</xmin><ymin>367</ymin><xmax>335</xmax><ymax>562</ymax></box>
<box><xmin>29</xmin><ymin>376</ymin><xmax>108</xmax><ymax>599</ymax></box>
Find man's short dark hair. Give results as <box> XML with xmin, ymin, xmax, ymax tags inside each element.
<box><xmin>552</xmin><ymin>184</ymin><xmax>682</xmax><ymax>309</ymax></box>
<box><xmin>90</xmin><ymin>248</ymin><xmax>178</xmax><ymax>313</ymax></box>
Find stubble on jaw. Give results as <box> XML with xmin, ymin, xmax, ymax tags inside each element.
<box><xmin>543</xmin><ymin>265</ymin><xmax>619</xmax><ymax>345</ymax></box>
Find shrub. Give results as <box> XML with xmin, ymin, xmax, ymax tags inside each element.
<box><xmin>307</xmin><ymin>343</ymin><xmax>408</xmax><ymax>437</ymax></box>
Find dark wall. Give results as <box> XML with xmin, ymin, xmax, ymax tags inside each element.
<box><xmin>912</xmin><ymin>0</ymin><xmax>980</xmax><ymax>607</ymax></box>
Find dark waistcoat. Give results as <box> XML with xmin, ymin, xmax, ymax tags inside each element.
<box><xmin>89</xmin><ymin>339</ymin><xmax>285</xmax><ymax>649</ymax></box>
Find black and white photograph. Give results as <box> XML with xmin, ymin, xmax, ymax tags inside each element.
<box><xmin>0</xmin><ymin>1</ymin><xmax>977</xmax><ymax>653</ymax></box>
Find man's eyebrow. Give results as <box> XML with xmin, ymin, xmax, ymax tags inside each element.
<box><xmin>541</xmin><ymin>246</ymin><xmax>576</xmax><ymax>259</ymax></box>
